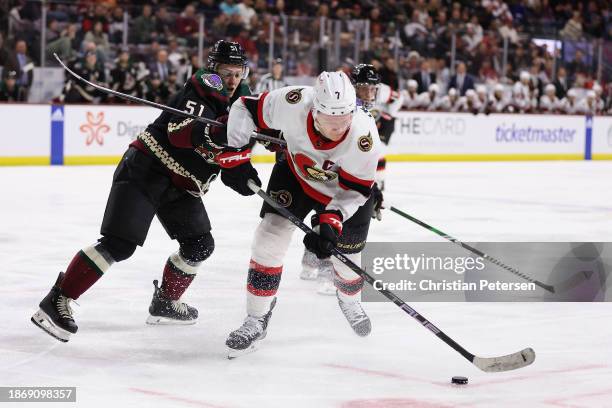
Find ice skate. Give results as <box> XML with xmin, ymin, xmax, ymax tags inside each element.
<box><xmin>300</xmin><ymin>249</ymin><xmax>319</xmax><ymax>280</ymax></box>
<box><xmin>146</xmin><ymin>280</ymin><xmax>198</xmax><ymax>325</ymax></box>
<box><xmin>316</xmin><ymin>259</ymin><xmax>336</xmax><ymax>296</ymax></box>
<box><xmin>31</xmin><ymin>272</ymin><xmax>78</xmax><ymax>342</ymax></box>
<box><xmin>337</xmin><ymin>291</ymin><xmax>371</xmax><ymax>337</ymax></box>
<box><xmin>226</xmin><ymin>298</ymin><xmax>276</xmax><ymax>359</ymax></box>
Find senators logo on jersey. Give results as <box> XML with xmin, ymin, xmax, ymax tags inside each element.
<box><xmin>293</xmin><ymin>153</ymin><xmax>338</xmax><ymax>182</ymax></box>
<box><xmin>285</xmin><ymin>88</ymin><xmax>304</xmax><ymax>104</ymax></box>
<box><xmin>357</xmin><ymin>133</ymin><xmax>373</xmax><ymax>152</ymax></box>
<box><xmin>270</xmin><ymin>190</ymin><xmax>293</xmax><ymax>207</ymax></box>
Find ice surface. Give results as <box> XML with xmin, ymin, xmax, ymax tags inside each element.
<box><xmin>1</xmin><ymin>161</ymin><xmax>611</xmax><ymax>407</ymax></box>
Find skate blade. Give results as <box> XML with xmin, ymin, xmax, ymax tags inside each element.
<box><xmin>31</xmin><ymin>310</ymin><xmax>71</xmax><ymax>343</ymax></box>
<box><xmin>227</xmin><ymin>343</ymin><xmax>260</xmax><ymax>359</ymax></box>
<box><xmin>299</xmin><ymin>269</ymin><xmax>318</xmax><ymax>281</ymax></box>
<box><xmin>146</xmin><ymin>315</ymin><xmax>197</xmax><ymax>325</ymax></box>
<box><xmin>317</xmin><ymin>284</ymin><xmax>336</xmax><ymax>296</ymax></box>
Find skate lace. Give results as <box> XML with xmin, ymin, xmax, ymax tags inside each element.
<box><xmin>236</xmin><ymin>316</ymin><xmax>263</xmax><ymax>339</ymax></box>
<box><xmin>171</xmin><ymin>300</ymin><xmax>190</xmax><ymax>316</ymax></box>
<box><xmin>56</xmin><ymin>295</ymin><xmax>74</xmax><ymax>320</ymax></box>
<box><xmin>340</xmin><ymin>300</ymin><xmax>367</xmax><ymax>324</ymax></box>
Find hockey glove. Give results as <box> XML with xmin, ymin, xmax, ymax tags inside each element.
<box><xmin>303</xmin><ymin>210</ymin><xmax>343</xmax><ymax>259</ymax></box>
<box><xmin>371</xmin><ymin>182</ymin><xmax>384</xmax><ymax>221</ymax></box>
<box><xmin>220</xmin><ymin>161</ymin><xmax>261</xmax><ymax>196</ymax></box>
<box><xmin>257</xmin><ymin>129</ymin><xmax>285</xmax><ymax>153</ymax></box>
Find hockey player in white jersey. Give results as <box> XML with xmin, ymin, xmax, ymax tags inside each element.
<box><xmin>224</xmin><ymin>71</ymin><xmax>381</xmax><ymax>357</ymax></box>
<box><xmin>512</xmin><ymin>71</ymin><xmax>536</xmax><ymax>113</ymax></box>
<box><xmin>490</xmin><ymin>84</ymin><xmax>509</xmax><ymax>113</ymax></box>
<box><xmin>402</xmin><ymin>79</ymin><xmax>423</xmax><ymax>110</ymax></box>
<box><xmin>578</xmin><ymin>90</ymin><xmax>601</xmax><ymax>115</ymax></box>
<box><xmin>539</xmin><ymin>83</ymin><xmax>562</xmax><ymax>113</ymax></box>
<box><xmin>437</xmin><ymin>87</ymin><xmax>462</xmax><ymax>112</ymax></box>
<box><xmin>301</xmin><ymin>64</ymin><xmax>395</xmax><ymax>295</ymax></box>
<box><xmin>458</xmin><ymin>89</ymin><xmax>481</xmax><ymax>113</ymax></box>
<box><xmin>560</xmin><ymin>88</ymin><xmax>583</xmax><ymax>115</ymax></box>
<box><xmin>475</xmin><ymin>84</ymin><xmax>489</xmax><ymax>113</ymax></box>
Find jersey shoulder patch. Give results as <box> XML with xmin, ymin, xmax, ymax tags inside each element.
<box><xmin>357</xmin><ymin>132</ymin><xmax>374</xmax><ymax>152</ymax></box>
<box><xmin>285</xmin><ymin>87</ymin><xmax>305</xmax><ymax>104</ymax></box>
<box><xmin>193</xmin><ymin>68</ymin><xmax>230</xmax><ymax>97</ymax></box>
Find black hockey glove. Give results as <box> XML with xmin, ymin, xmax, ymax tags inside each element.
<box><xmin>257</xmin><ymin>129</ymin><xmax>285</xmax><ymax>153</ymax></box>
<box><xmin>220</xmin><ymin>161</ymin><xmax>261</xmax><ymax>196</ymax></box>
<box><xmin>371</xmin><ymin>182</ymin><xmax>384</xmax><ymax>221</ymax></box>
<box><xmin>303</xmin><ymin>210</ymin><xmax>343</xmax><ymax>259</ymax></box>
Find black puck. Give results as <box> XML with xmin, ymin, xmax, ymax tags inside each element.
<box><xmin>451</xmin><ymin>376</ymin><xmax>468</xmax><ymax>385</ymax></box>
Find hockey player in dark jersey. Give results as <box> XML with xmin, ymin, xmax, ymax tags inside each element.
<box><xmin>31</xmin><ymin>41</ymin><xmax>261</xmax><ymax>342</ymax></box>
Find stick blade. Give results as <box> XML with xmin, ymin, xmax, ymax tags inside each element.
<box><xmin>473</xmin><ymin>347</ymin><xmax>536</xmax><ymax>372</ymax></box>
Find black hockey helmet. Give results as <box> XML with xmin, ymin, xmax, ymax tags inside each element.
<box><xmin>350</xmin><ymin>64</ymin><xmax>381</xmax><ymax>86</ymax></box>
<box><xmin>207</xmin><ymin>40</ymin><xmax>248</xmax><ymax>70</ymax></box>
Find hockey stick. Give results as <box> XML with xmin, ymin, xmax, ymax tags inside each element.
<box><xmin>247</xmin><ymin>180</ymin><xmax>536</xmax><ymax>373</ymax></box>
<box><xmin>388</xmin><ymin>206</ymin><xmax>556</xmax><ymax>293</ymax></box>
<box><xmin>53</xmin><ymin>53</ymin><xmax>277</xmax><ymax>147</ymax></box>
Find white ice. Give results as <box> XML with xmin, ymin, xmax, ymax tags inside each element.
<box><xmin>1</xmin><ymin>161</ymin><xmax>611</xmax><ymax>408</ymax></box>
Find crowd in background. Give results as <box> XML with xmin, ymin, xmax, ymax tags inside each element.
<box><xmin>0</xmin><ymin>0</ymin><xmax>610</xmax><ymax>113</ymax></box>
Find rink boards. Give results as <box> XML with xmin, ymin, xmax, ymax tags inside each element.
<box><xmin>1</xmin><ymin>104</ymin><xmax>611</xmax><ymax>165</ymax></box>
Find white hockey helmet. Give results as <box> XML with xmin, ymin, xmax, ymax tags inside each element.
<box><xmin>313</xmin><ymin>71</ymin><xmax>356</xmax><ymax>116</ymax></box>
<box><xmin>586</xmin><ymin>90</ymin><xmax>596</xmax><ymax>99</ymax></box>
<box><xmin>544</xmin><ymin>83</ymin><xmax>556</xmax><ymax>94</ymax></box>
<box><xmin>476</xmin><ymin>84</ymin><xmax>487</xmax><ymax>95</ymax></box>
<box><xmin>466</xmin><ymin>89</ymin><xmax>476</xmax><ymax>99</ymax></box>
<box><xmin>520</xmin><ymin>71</ymin><xmax>530</xmax><ymax>81</ymax></box>
<box><xmin>407</xmin><ymin>79</ymin><xmax>418</xmax><ymax>90</ymax></box>
<box><xmin>448</xmin><ymin>87</ymin><xmax>458</xmax><ymax>97</ymax></box>
<box><xmin>593</xmin><ymin>83</ymin><xmax>602</xmax><ymax>95</ymax></box>
<box><xmin>567</xmin><ymin>88</ymin><xmax>578</xmax><ymax>98</ymax></box>
<box><xmin>494</xmin><ymin>83</ymin><xmax>504</xmax><ymax>93</ymax></box>
<box><xmin>428</xmin><ymin>83</ymin><xmax>439</xmax><ymax>93</ymax></box>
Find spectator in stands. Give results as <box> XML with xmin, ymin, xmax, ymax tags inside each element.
<box><xmin>176</xmin><ymin>4</ymin><xmax>199</xmax><ymax>47</ymax></box>
<box><xmin>182</xmin><ymin>54</ymin><xmax>201</xmax><ymax>84</ymax></box>
<box><xmin>412</xmin><ymin>59</ymin><xmax>436</xmax><ymax>94</ymax></box>
<box><xmin>155</xmin><ymin>6</ymin><xmax>175</xmax><ymax>44</ymax></box>
<box><xmin>141</xmin><ymin>71</ymin><xmax>169</xmax><ymax>104</ymax></box>
<box><xmin>5</xmin><ymin>39</ymin><xmax>33</xmax><ymax>92</ymax></box>
<box><xmin>378</xmin><ymin>56</ymin><xmax>399</xmax><ymax>90</ymax></box>
<box><xmin>46</xmin><ymin>23</ymin><xmax>79</xmax><ymax>62</ymax></box>
<box><xmin>0</xmin><ymin>70</ymin><xmax>24</xmax><ymax>102</ymax></box>
<box><xmin>149</xmin><ymin>49</ymin><xmax>173</xmax><ymax>83</ymax></box>
<box><xmin>198</xmin><ymin>0</ymin><xmax>222</xmax><ymax>25</ymax></box>
<box><xmin>566</xmin><ymin>50</ymin><xmax>589</xmax><ymax>81</ymax></box>
<box><xmin>0</xmin><ymin>33</ymin><xmax>9</xmax><ymax>68</ymax></box>
<box><xmin>83</xmin><ymin>20</ymin><xmax>110</xmax><ymax>61</ymax></box>
<box><xmin>560</xmin><ymin>10</ymin><xmax>583</xmax><ymax>40</ymax></box>
<box><xmin>166</xmin><ymin>68</ymin><xmax>180</xmax><ymax>95</ymax></box>
<box><xmin>448</xmin><ymin>62</ymin><xmax>474</xmax><ymax>96</ymax></box>
<box><xmin>108</xmin><ymin>6</ymin><xmax>125</xmax><ymax>44</ymax></box>
<box><xmin>110</xmin><ymin>48</ymin><xmax>139</xmax><ymax>102</ymax></box>
<box><xmin>553</xmin><ymin>67</ymin><xmax>571</xmax><ymax>99</ymax></box>
<box><xmin>131</xmin><ymin>5</ymin><xmax>155</xmax><ymax>44</ymax></box>
<box><xmin>62</xmin><ymin>51</ymin><xmax>106</xmax><ymax>103</ymax></box>
<box><xmin>237</xmin><ymin>0</ymin><xmax>256</xmax><ymax>30</ymax></box>
<box><xmin>220</xmin><ymin>0</ymin><xmax>240</xmax><ymax>15</ymax></box>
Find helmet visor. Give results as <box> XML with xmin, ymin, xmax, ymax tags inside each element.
<box><xmin>314</xmin><ymin>111</ymin><xmax>352</xmax><ymax>140</ymax></box>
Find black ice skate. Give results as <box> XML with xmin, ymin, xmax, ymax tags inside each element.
<box><xmin>337</xmin><ymin>291</ymin><xmax>371</xmax><ymax>337</ymax></box>
<box><xmin>146</xmin><ymin>280</ymin><xmax>198</xmax><ymax>325</ymax></box>
<box><xmin>31</xmin><ymin>272</ymin><xmax>78</xmax><ymax>343</ymax></box>
<box><xmin>226</xmin><ymin>298</ymin><xmax>276</xmax><ymax>359</ymax></box>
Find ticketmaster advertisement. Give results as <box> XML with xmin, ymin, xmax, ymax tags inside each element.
<box><xmin>362</xmin><ymin>242</ymin><xmax>610</xmax><ymax>302</ymax></box>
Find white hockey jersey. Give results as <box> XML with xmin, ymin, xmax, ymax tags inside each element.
<box><xmin>371</xmin><ymin>83</ymin><xmax>403</xmax><ymax>118</ymax></box>
<box><xmin>227</xmin><ymin>86</ymin><xmax>382</xmax><ymax>220</ymax></box>
<box><xmin>539</xmin><ymin>95</ymin><xmax>562</xmax><ymax>113</ymax></box>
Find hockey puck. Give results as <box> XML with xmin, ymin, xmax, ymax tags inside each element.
<box><xmin>451</xmin><ymin>376</ymin><xmax>468</xmax><ymax>385</ymax></box>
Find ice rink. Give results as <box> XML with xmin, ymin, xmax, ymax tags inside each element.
<box><xmin>1</xmin><ymin>161</ymin><xmax>611</xmax><ymax>408</ymax></box>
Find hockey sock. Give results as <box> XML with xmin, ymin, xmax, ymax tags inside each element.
<box><xmin>332</xmin><ymin>252</ymin><xmax>364</xmax><ymax>301</ymax></box>
<box><xmin>376</xmin><ymin>158</ymin><xmax>386</xmax><ymax>190</ymax></box>
<box><xmin>160</xmin><ymin>252</ymin><xmax>201</xmax><ymax>300</ymax></box>
<box><xmin>246</xmin><ymin>259</ymin><xmax>282</xmax><ymax>317</ymax></box>
<box><xmin>60</xmin><ymin>244</ymin><xmax>114</xmax><ymax>299</ymax></box>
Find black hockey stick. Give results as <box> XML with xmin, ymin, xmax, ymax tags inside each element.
<box><xmin>247</xmin><ymin>180</ymin><xmax>536</xmax><ymax>373</ymax></box>
<box><xmin>53</xmin><ymin>53</ymin><xmax>278</xmax><ymax>147</ymax></box>
<box><xmin>388</xmin><ymin>206</ymin><xmax>556</xmax><ymax>293</ymax></box>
